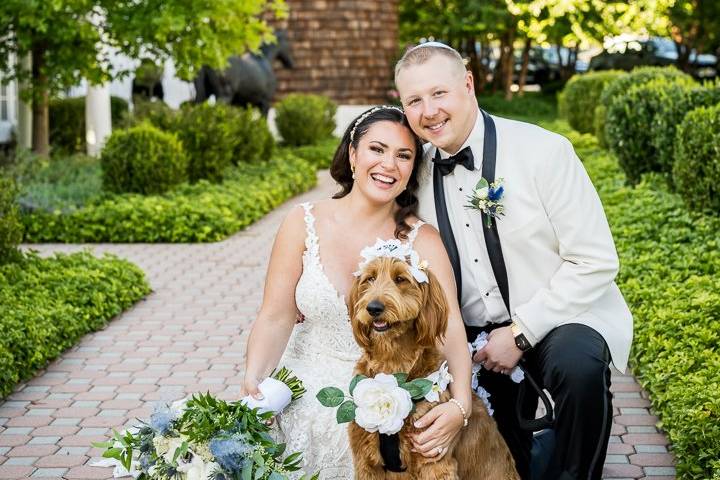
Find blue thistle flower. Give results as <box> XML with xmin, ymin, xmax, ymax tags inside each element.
<box><xmin>209</xmin><ymin>434</ymin><xmax>252</xmax><ymax>474</ymax></box>
<box><xmin>149</xmin><ymin>404</ymin><xmax>175</xmax><ymax>435</ymax></box>
<box><xmin>488</xmin><ymin>185</ymin><xmax>504</xmax><ymax>202</ymax></box>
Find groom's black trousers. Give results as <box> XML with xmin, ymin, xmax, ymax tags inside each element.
<box><xmin>466</xmin><ymin>322</ymin><xmax>613</xmax><ymax>480</ymax></box>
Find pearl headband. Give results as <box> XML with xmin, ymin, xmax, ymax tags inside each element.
<box><xmin>349</xmin><ymin>105</ymin><xmax>404</xmax><ymax>143</ymax></box>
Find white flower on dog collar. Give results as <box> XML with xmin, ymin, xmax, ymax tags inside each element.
<box><xmin>424</xmin><ymin>361</ymin><xmax>454</xmax><ymax>402</ymax></box>
<box><xmin>354</xmin><ymin>238</ymin><xmax>429</xmax><ymax>284</ymax></box>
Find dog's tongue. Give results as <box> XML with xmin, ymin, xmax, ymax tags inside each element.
<box><xmin>373</xmin><ymin>320</ymin><xmax>390</xmax><ymax>331</ymax></box>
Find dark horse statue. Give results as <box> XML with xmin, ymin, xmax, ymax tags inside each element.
<box><xmin>193</xmin><ymin>30</ymin><xmax>293</xmax><ymax>115</ymax></box>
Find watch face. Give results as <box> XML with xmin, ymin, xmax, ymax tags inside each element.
<box><xmin>515</xmin><ymin>334</ymin><xmax>531</xmax><ymax>351</ymax></box>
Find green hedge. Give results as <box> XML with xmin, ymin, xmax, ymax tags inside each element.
<box><xmin>673</xmin><ymin>103</ymin><xmax>720</xmax><ymax>213</ymax></box>
<box><xmin>101</xmin><ymin>123</ymin><xmax>188</xmax><ymax>195</ymax></box>
<box><xmin>545</xmin><ymin>120</ymin><xmax>720</xmax><ymax>479</ymax></box>
<box><xmin>559</xmin><ymin>70</ymin><xmax>624</xmax><ymax>134</ymax></box>
<box><xmin>49</xmin><ymin>96</ymin><xmax>129</xmax><ymax>154</ymax></box>
<box><xmin>0</xmin><ymin>176</ymin><xmax>23</xmax><ymax>264</ymax></box>
<box><xmin>21</xmin><ymin>151</ymin><xmax>317</xmax><ymax>243</ymax></box>
<box><xmin>283</xmin><ymin>136</ymin><xmax>338</xmax><ymax>169</ymax></box>
<box><xmin>275</xmin><ymin>94</ymin><xmax>337</xmax><ymax>146</ymax></box>
<box><xmin>595</xmin><ymin>66</ymin><xmax>691</xmax><ymax>148</ymax></box>
<box><xmin>606</xmin><ymin>76</ymin><xmax>696</xmax><ymax>184</ymax></box>
<box><xmin>0</xmin><ymin>251</ymin><xmax>150</xmax><ymax>398</ymax></box>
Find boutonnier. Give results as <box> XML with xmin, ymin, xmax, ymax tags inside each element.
<box><xmin>316</xmin><ymin>362</ymin><xmax>453</xmax><ymax>435</ymax></box>
<box><xmin>466</xmin><ymin>177</ymin><xmax>505</xmax><ymax>228</ymax></box>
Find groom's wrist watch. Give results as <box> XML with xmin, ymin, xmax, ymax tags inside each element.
<box><xmin>510</xmin><ymin>321</ymin><xmax>532</xmax><ymax>352</ymax></box>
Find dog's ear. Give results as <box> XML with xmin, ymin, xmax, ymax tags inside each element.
<box><xmin>416</xmin><ymin>269</ymin><xmax>449</xmax><ymax>348</ymax></box>
<box><xmin>348</xmin><ymin>275</ymin><xmax>372</xmax><ymax>351</ymax></box>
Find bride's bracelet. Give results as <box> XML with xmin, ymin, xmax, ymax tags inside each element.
<box><xmin>448</xmin><ymin>398</ymin><xmax>469</xmax><ymax>427</ymax></box>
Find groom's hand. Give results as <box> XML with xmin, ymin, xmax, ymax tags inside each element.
<box><xmin>473</xmin><ymin>326</ymin><xmax>522</xmax><ymax>373</ymax></box>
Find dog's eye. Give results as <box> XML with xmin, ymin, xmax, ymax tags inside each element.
<box><xmin>395</xmin><ymin>276</ymin><xmax>407</xmax><ymax>284</ymax></box>
<box><xmin>366</xmin><ymin>276</ymin><xmax>376</xmax><ymax>284</ymax></box>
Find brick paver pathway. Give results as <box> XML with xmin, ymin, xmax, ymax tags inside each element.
<box><xmin>1</xmin><ymin>171</ymin><xmax>674</xmax><ymax>479</ymax></box>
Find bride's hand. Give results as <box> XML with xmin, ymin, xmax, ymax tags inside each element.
<box><xmin>240</xmin><ymin>375</ymin><xmax>264</xmax><ymax>400</ymax></box>
<box><xmin>409</xmin><ymin>402</ymin><xmax>464</xmax><ymax>459</ymax></box>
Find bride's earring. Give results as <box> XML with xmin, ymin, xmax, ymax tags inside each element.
<box><xmin>351</xmin><ymin>163</ymin><xmax>356</xmax><ymax>179</ymax></box>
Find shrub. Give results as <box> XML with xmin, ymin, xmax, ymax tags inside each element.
<box><xmin>478</xmin><ymin>92</ymin><xmax>557</xmax><ymax>121</ymax></box>
<box><xmin>673</xmin><ymin>103</ymin><xmax>720</xmax><ymax>213</ymax></box>
<box><xmin>606</xmin><ymin>76</ymin><xmax>696</xmax><ymax>184</ymax></box>
<box><xmin>126</xmin><ymin>98</ymin><xmax>179</xmax><ymax>131</ymax></box>
<box><xmin>285</xmin><ymin>136</ymin><xmax>338</xmax><ymax>169</ymax></box>
<box><xmin>595</xmin><ymin>67</ymin><xmax>690</xmax><ymax>147</ymax></box>
<box><xmin>275</xmin><ymin>94</ymin><xmax>337</xmax><ymax>146</ymax></box>
<box><xmin>101</xmin><ymin>123</ymin><xmax>188</xmax><ymax>195</ymax></box>
<box><xmin>652</xmin><ymin>83</ymin><xmax>720</xmax><ymax>183</ymax></box>
<box><xmin>230</xmin><ymin>107</ymin><xmax>275</xmax><ymax>164</ymax></box>
<box><xmin>22</xmin><ymin>151</ymin><xmax>318</xmax><ymax>243</ymax></box>
<box><xmin>560</xmin><ymin>70</ymin><xmax>624</xmax><ymax>134</ymax></box>
<box><xmin>175</xmin><ymin>103</ymin><xmax>250</xmax><ymax>182</ymax></box>
<box><xmin>0</xmin><ymin>176</ymin><xmax>23</xmax><ymax>264</ymax></box>
<box><xmin>0</xmin><ymin>251</ymin><xmax>149</xmax><ymax>398</ymax></box>
<box><xmin>49</xmin><ymin>96</ymin><xmax>129</xmax><ymax>153</ymax></box>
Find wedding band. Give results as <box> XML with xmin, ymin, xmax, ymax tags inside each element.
<box><xmin>436</xmin><ymin>446</ymin><xmax>444</xmax><ymax>455</ymax></box>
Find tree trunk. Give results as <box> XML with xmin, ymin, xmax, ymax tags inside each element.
<box><xmin>31</xmin><ymin>44</ymin><xmax>49</xmax><ymax>156</ymax></box>
<box><xmin>518</xmin><ymin>38</ymin><xmax>531</xmax><ymax>96</ymax></box>
<box><xmin>501</xmin><ymin>30</ymin><xmax>516</xmax><ymax>100</ymax></box>
<box><xmin>466</xmin><ymin>37</ymin><xmax>486</xmax><ymax>95</ymax></box>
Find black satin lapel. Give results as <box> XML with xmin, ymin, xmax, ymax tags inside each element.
<box><xmin>480</xmin><ymin>110</ymin><xmax>511</xmax><ymax>315</ymax></box>
<box><xmin>432</xmin><ymin>150</ymin><xmax>462</xmax><ymax>306</ymax></box>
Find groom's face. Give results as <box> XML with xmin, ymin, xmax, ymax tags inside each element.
<box><xmin>396</xmin><ymin>55</ymin><xmax>476</xmax><ymax>154</ymax></box>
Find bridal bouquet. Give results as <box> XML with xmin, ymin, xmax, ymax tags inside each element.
<box><xmin>93</xmin><ymin>367</ymin><xmax>318</xmax><ymax>480</ymax></box>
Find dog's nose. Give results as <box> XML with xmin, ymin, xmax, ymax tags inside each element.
<box><xmin>366</xmin><ymin>300</ymin><xmax>385</xmax><ymax>317</ymax></box>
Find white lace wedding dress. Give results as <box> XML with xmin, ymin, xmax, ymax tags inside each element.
<box><xmin>275</xmin><ymin>202</ymin><xmax>423</xmax><ymax>479</ymax></box>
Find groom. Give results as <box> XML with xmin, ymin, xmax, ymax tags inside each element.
<box><xmin>395</xmin><ymin>43</ymin><xmax>633</xmax><ymax>480</ymax></box>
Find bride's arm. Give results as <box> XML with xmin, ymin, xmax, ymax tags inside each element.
<box><xmin>411</xmin><ymin>227</ymin><xmax>473</xmax><ymax>456</ymax></box>
<box><xmin>242</xmin><ymin>206</ymin><xmax>306</xmax><ymax>398</ymax></box>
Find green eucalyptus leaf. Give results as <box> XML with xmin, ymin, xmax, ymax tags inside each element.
<box><xmin>336</xmin><ymin>401</ymin><xmax>357</xmax><ymax>424</ymax></box>
<box><xmin>316</xmin><ymin>387</ymin><xmax>345</xmax><ymax>407</ymax></box>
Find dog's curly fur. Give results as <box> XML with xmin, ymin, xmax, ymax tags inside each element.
<box><xmin>348</xmin><ymin>257</ymin><xmax>519</xmax><ymax>479</ymax></box>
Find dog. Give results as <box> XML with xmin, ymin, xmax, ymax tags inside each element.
<box><xmin>348</xmin><ymin>256</ymin><xmax>519</xmax><ymax>479</ymax></box>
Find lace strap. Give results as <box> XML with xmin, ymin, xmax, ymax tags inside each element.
<box><xmin>300</xmin><ymin>202</ymin><xmax>319</xmax><ymax>256</ymax></box>
<box><xmin>407</xmin><ymin>220</ymin><xmax>425</xmax><ymax>245</ymax></box>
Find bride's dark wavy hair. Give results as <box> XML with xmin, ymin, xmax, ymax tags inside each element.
<box><xmin>330</xmin><ymin>107</ymin><xmax>424</xmax><ymax>240</ymax></box>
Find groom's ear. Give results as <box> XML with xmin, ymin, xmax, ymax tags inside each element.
<box><xmin>463</xmin><ymin>70</ymin><xmax>475</xmax><ymax>95</ymax></box>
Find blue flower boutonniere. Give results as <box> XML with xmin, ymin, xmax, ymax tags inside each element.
<box><xmin>466</xmin><ymin>177</ymin><xmax>505</xmax><ymax>228</ymax></box>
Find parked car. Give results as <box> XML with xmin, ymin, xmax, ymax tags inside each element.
<box><xmin>513</xmin><ymin>46</ymin><xmax>588</xmax><ymax>86</ymax></box>
<box><xmin>588</xmin><ymin>37</ymin><xmax>717</xmax><ymax>80</ymax></box>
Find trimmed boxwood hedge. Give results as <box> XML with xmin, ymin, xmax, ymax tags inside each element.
<box><xmin>673</xmin><ymin>103</ymin><xmax>720</xmax><ymax>213</ymax></box>
<box><xmin>49</xmin><ymin>96</ymin><xmax>129</xmax><ymax>154</ymax></box>
<box><xmin>275</xmin><ymin>94</ymin><xmax>337</xmax><ymax>146</ymax></box>
<box><xmin>0</xmin><ymin>251</ymin><xmax>150</xmax><ymax>398</ymax></box>
<box><xmin>544</xmin><ymin>120</ymin><xmax>720</xmax><ymax>480</ymax></box>
<box><xmin>0</xmin><ymin>176</ymin><xmax>23</xmax><ymax>264</ymax></box>
<box><xmin>21</xmin><ymin>151</ymin><xmax>317</xmax><ymax>243</ymax></box>
<box><xmin>559</xmin><ymin>70</ymin><xmax>625</xmax><ymax>134</ymax></box>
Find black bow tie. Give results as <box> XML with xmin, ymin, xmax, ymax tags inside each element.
<box><xmin>433</xmin><ymin>146</ymin><xmax>475</xmax><ymax>176</ymax></box>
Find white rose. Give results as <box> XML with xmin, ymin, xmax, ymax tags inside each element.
<box><xmin>179</xmin><ymin>455</ymin><xmax>216</xmax><ymax>480</ymax></box>
<box><xmin>353</xmin><ymin>373</ymin><xmax>413</xmax><ymax>435</ymax></box>
<box><xmin>153</xmin><ymin>436</ymin><xmax>170</xmax><ymax>456</ymax></box>
<box><xmin>475</xmin><ymin>186</ymin><xmax>489</xmax><ymax>199</ymax></box>
<box><xmin>163</xmin><ymin>437</ymin><xmax>185</xmax><ymax>465</ymax></box>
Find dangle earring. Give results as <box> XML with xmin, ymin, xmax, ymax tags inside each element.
<box><xmin>351</xmin><ymin>163</ymin><xmax>356</xmax><ymax>179</ymax></box>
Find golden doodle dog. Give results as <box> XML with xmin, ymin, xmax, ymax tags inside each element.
<box><xmin>348</xmin><ymin>256</ymin><xmax>519</xmax><ymax>479</ymax></box>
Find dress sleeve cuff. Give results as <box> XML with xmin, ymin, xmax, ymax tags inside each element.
<box><xmin>511</xmin><ymin>313</ymin><xmax>539</xmax><ymax>347</ymax></box>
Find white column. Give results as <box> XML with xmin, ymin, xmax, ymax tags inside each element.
<box><xmin>16</xmin><ymin>53</ymin><xmax>33</xmax><ymax>150</ymax></box>
<box><xmin>85</xmin><ymin>83</ymin><xmax>112</xmax><ymax>157</ymax></box>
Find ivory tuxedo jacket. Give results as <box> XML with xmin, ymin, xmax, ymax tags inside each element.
<box><xmin>416</xmin><ymin>111</ymin><xmax>633</xmax><ymax>372</ymax></box>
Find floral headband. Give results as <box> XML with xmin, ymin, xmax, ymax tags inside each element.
<box><xmin>349</xmin><ymin>105</ymin><xmax>405</xmax><ymax>143</ymax></box>
<box><xmin>354</xmin><ymin>238</ymin><xmax>429</xmax><ymax>284</ymax></box>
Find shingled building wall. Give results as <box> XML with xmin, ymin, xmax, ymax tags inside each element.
<box><xmin>274</xmin><ymin>0</ymin><xmax>399</xmax><ymax>105</ymax></box>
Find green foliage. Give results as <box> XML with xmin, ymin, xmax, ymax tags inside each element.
<box><xmin>174</xmin><ymin>103</ymin><xmax>274</xmax><ymax>183</ymax></box>
<box><xmin>0</xmin><ymin>176</ymin><xmax>23</xmax><ymax>264</ymax></box>
<box><xmin>125</xmin><ymin>99</ymin><xmax>179</xmax><ymax>131</ymax></box>
<box><xmin>49</xmin><ymin>96</ymin><xmax>129</xmax><ymax>154</ymax></box>
<box><xmin>478</xmin><ymin>92</ymin><xmax>557</xmax><ymax>123</ymax></box>
<box><xmin>559</xmin><ymin>71</ymin><xmax>625</xmax><ymax>134</ymax></box>
<box><xmin>604</xmin><ymin>70</ymin><xmax>696</xmax><ymax>184</ymax></box>
<box><xmin>5</xmin><ymin>151</ymin><xmax>103</xmax><ymax>212</ymax></box>
<box><xmin>101</xmin><ymin>123</ymin><xmax>188</xmax><ymax>195</ymax></box>
<box><xmin>282</xmin><ymin>137</ymin><xmax>338</xmax><ymax>169</ymax></box>
<box><xmin>652</xmin><ymin>83</ymin><xmax>720</xmax><ymax>183</ymax></box>
<box><xmin>544</xmin><ymin>117</ymin><xmax>720</xmax><ymax>480</ymax></box>
<box><xmin>275</xmin><ymin>94</ymin><xmax>337</xmax><ymax>146</ymax></box>
<box><xmin>0</xmin><ymin>251</ymin><xmax>149</xmax><ymax>398</ymax></box>
<box><xmin>21</xmin><ymin>151</ymin><xmax>317</xmax><ymax>243</ymax></box>
<box><xmin>596</xmin><ymin>67</ymin><xmax>690</xmax><ymax>148</ymax></box>
<box><xmin>673</xmin><ymin>103</ymin><xmax>720</xmax><ymax>213</ymax></box>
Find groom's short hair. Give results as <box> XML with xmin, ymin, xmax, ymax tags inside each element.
<box><xmin>394</xmin><ymin>43</ymin><xmax>467</xmax><ymax>83</ymax></box>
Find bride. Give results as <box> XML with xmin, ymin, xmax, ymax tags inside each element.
<box><xmin>241</xmin><ymin>106</ymin><xmax>473</xmax><ymax>478</ymax></box>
